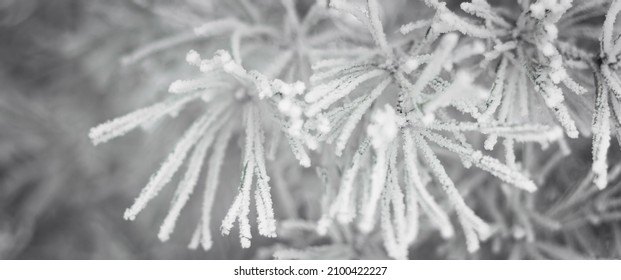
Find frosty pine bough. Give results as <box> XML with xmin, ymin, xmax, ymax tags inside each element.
<box><xmin>89</xmin><ymin>0</ymin><xmax>621</xmax><ymax>259</ymax></box>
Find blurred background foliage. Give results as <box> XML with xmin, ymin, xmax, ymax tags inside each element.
<box><xmin>0</xmin><ymin>0</ymin><xmax>620</xmax><ymax>259</ymax></box>
<box><xmin>0</xmin><ymin>0</ymin><xmax>253</xmax><ymax>259</ymax></box>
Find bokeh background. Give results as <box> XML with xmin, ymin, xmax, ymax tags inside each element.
<box><xmin>1</xmin><ymin>0</ymin><xmax>620</xmax><ymax>260</ymax></box>
<box><xmin>0</xmin><ymin>0</ymin><xmax>261</xmax><ymax>259</ymax></box>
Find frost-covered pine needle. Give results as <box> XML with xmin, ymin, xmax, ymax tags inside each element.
<box><xmin>124</xmin><ymin>103</ymin><xmax>229</xmax><ymax>221</ymax></box>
